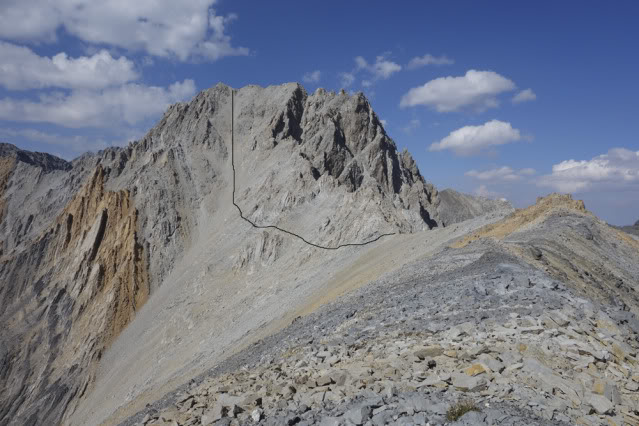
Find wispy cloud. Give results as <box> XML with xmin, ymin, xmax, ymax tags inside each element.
<box><xmin>407</xmin><ymin>54</ymin><xmax>454</xmax><ymax>69</ymax></box>
<box><xmin>466</xmin><ymin>166</ymin><xmax>536</xmax><ymax>181</ymax></box>
<box><xmin>355</xmin><ymin>54</ymin><xmax>402</xmax><ymax>80</ymax></box>
<box><xmin>338</xmin><ymin>72</ymin><xmax>355</xmax><ymax>88</ymax></box>
<box><xmin>338</xmin><ymin>53</ymin><xmax>401</xmax><ymax>88</ymax></box>
<box><xmin>402</xmin><ymin>119</ymin><xmax>421</xmax><ymax>134</ymax></box>
<box><xmin>303</xmin><ymin>70</ymin><xmax>321</xmax><ymax>84</ymax></box>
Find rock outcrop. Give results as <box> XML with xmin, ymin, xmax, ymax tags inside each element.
<box><xmin>0</xmin><ymin>163</ymin><xmax>148</xmax><ymax>425</ymax></box>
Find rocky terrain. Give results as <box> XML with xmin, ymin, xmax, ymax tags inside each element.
<box><xmin>0</xmin><ymin>83</ymin><xmax>638</xmax><ymax>426</ymax></box>
<box><xmin>122</xmin><ymin>195</ymin><xmax>639</xmax><ymax>426</ymax></box>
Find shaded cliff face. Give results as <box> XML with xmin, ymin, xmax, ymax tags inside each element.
<box><xmin>0</xmin><ymin>83</ymin><xmax>466</xmax><ymax>425</ymax></box>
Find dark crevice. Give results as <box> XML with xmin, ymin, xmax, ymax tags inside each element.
<box><xmin>88</xmin><ymin>209</ymin><xmax>108</xmax><ymax>262</ymax></box>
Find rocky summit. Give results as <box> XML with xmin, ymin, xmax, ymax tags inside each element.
<box><xmin>0</xmin><ymin>83</ymin><xmax>638</xmax><ymax>426</ymax></box>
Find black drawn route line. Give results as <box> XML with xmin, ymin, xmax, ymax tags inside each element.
<box><xmin>230</xmin><ymin>89</ymin><xmax>396</xmax><ymax>250</ymax></box>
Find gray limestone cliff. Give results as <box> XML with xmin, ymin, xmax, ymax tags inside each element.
<box><xmin>0</xmin><ymin>83</ymin><xmax>482</xmax><ymax>426</ymax></box>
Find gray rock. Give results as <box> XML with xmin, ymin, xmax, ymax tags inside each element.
<box><xmin>477</xmin><ymin>354</ymin><xmax>504</xmax><ymax>373</ymax></box>
<box><xmin>371</xmin><ymin>410</ymin><xmax>395</xmax><ymax>426</ymax></box>
<box><xmin>201</xmin><ymin>404</ymin><xmax>226</xmax><ymax>425</ymax></box>
<box><xmin>604</xmin><ymin>383</ymin><xmax>621</xmax><ymax>405</ymax></box>
<box><xmin>588</xmin><ymin>394</ymin><xmax>614</xmax><ymax>415</ymax></box>
<box><xmin>319</xmin><ymin>416</ymin><xmax>342</xmax><ymax>426</ymax></box>
<box><xmin>344</xmin><ymin>406</ymin><xmax>372</xmax><ymax>425</ymax></box>
<box><xmin>251</xmin><ymin>408</ymin><xmax>263</xmax><ymax>422</ymax></box>
<box><xmin>450</xmin><ymin>410</ymin><xmax>488</xmax><ymax>425</ymax></box>
<box><xmin>451</xmin><ymin>373</ymin><xmax>488</xmax><ymax>392</ymax></box>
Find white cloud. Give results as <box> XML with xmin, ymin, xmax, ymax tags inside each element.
<box><xmin>302</xmin><ymin>70</ymin><xmax>321</xmax><ymax>84</ymax></box>
<box><xmin>474</xmin><ymin>184</ymin><xmax>502</xmax><ymax>199</ymax></box>
<box><xmin>0</xmin><ymin>1</ymin><xmax>248</xmax><ymax>62</ymax></box>
<box><xmin>430</xmin><ymin>120</ymin><xmax>522</xmax><ymax>155</ymax></box>
<box><xmin>512</xmin><ymin>88</ymin><xmax>536</xmax><ymax>104</ymax></box>
<box><xmin>355</xmin><ymin>56</ymin><xmax>368</xmax><ymax>70</ymax></box>
<box><xmin>466</xmin><ymin>166</ymin><xmax>520</xmax><ymax>181</ymax></box>
<box><xmin>0</xmin><ymin>80</ymin><xmax>196</xmax><ymax>128</ymax></box>
<box><xmin>466</xmin><ymin>166</ymin><xmax>536</xmax><ymax>181</ymax></box>
<box><xmin>538</xmin><ymin>148</ymin><xmax>639</xmax><ymax>193</ymax></box>
<box><xmin>379</xmin><ymin>119</ymin><xmax>387</xmax><ymax>127</ymax></box>
<box><xmin>400</xmin><ymin>70</ymin><xmax>516</xmax><ymax>112</ymax></box>
<box><xmin>339</xmin><ymin>54</ymin><xmax>401</xmax><ymax>88</ymax></box>
<box><xmin>402</xmin><ymin>119</ymin><xmax>421</xmax><ymax>134</ymax></box>
<box><xmin>355</xmin><ymin>54</ymin><xmax>402</xmax><ymax>80</ymax></box>
<box><xmin>407</xmin><ymin>54</ymin><xmax>454</xmax><ymax>69</ymax></box>
<box><xmin>0</xmin><ymin>127</ymin><xmax>136</xmax><ymax>157</ymax></box>
<box><xmin>0</xmin><ymin>41</ymin><xmax>138</xmax><ymax>90</ymax></box>
<box><xmin>338</xmin><ymin>72</ymin><xmax>355</xmax><ymax>88</ymax></box>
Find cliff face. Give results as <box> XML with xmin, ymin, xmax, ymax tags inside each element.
<box><xmin>0</xmin><ymin>162</ymin><xmax>148</xmax><ymax>425</ymax></box>
<box><xmin>227</xmin><ymin>84</ymin><xmax>441</xmax><ymax>240</ymax></box>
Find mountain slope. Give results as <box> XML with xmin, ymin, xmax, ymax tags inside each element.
<box><xmin>2</xmin><ymin>83</ymin><xmax>636</xmax><ymax>426</ymax></box>
<box><xmin>123</xmin><ymin>194</ymin><xmax>639</xmax><ymax>426</ymax></box>
<box><xmin>1</xmin><ymin>83</ymin><xmax>493</xmax><ymax>426</ymax></box>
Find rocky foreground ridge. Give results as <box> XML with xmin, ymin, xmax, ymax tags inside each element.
<box><xmin>124</xmin><ymin>194</ymin><xmax>639</xmax><ymax>426</ymax></box>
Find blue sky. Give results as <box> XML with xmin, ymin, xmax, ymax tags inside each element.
<box><xmin>0</xmin><ymin>1</ymin><xmax>638</xmax><ymax>224</ymax></box>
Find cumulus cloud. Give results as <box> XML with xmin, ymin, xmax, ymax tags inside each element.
<box><xmin>430</xmin><ymin>120</ymin><xmax>522</xmax><ymax>155</ymax></box>
<box><xmin>302</xmin><ymin>70</ymin><xmax>321</xmax><ymax>84</ymax></box>
<box><xmin>0</xmin><ymin>80</ymin><xmax>196</xmax><ymax>128</ymax></box>
<box><xmin>407</xmin><ymin>54</ymin><xmax>454</xmax><ymax>69</ymax></box>
<box><xmin>538</xmin><ymin>148</ymin><xmax>639</xmax><ymax>193</ymax></box>
<box><xmin>0</xmin><ymin>1</ymin><xmax>248</xmax><ymax>61</ymax></box>
<box><xmin>0</xmin><ymin>42</ymin><xmax>138</xmax><ymax>90</ymax></box>
<box><xmin>512</xmin><ymin>88</ymin><xmax>536</xmax><ymax>104</ymax></box>
<box><xmin>400</xmin><ymin>70</ymin><xmax>516</xmax><ymax>112</ymax></box>
<box><xmin>466</xmin><ymin>166</ymin><xmax>536</xmax><ymax>181</ymax></box>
